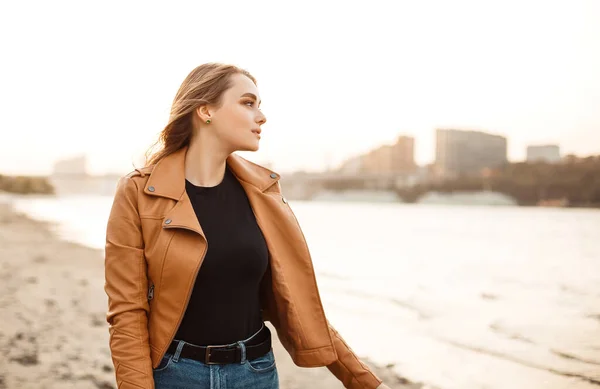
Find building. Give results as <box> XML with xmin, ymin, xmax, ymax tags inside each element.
<box><xmin>391</xmin><ymin>135</ymin><xmax>416</xmax><ymax>173</ymax></box>
<box><xmin>526</xmin><ymin>145</ymin><xmax>560</xmax><ymax>163</ymax></box>
<box><xmin>338</xmin><ymin>135</ymin><xmax>416</xmax><ymax>174</ymax></box>
<box><xmin>435</xmin><ymin>129</ymin><xmax>507</xmax><ymax>177</ymax></box>
<box><xmin>52</xmin><ymin>155</ymin><xmax>88</xmax><ymax>176</ymax></box>
<box><xmin>337</xmin><ymin>155</ymin><xmax>363</xmax><ymax>174</ymax></box>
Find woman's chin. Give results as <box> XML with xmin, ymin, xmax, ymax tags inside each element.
<box><xmin>246</xmin><ymin>140</ymin><xmax>261</xmax><ymax>152</ymax></box>
<box><xmin>236</xmin><ymin>142</ymin><xmax>260</xmax><ymax>153</ymax></box>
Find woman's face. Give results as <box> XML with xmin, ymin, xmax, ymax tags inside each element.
<box><xmin>198</xmin><ymin>73</ymin><xmax>267</xmax><ymax>153</ymax></box>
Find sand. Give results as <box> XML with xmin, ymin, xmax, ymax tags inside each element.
<box><xmin>0</xmin><ymin>203</ymin><xmax>423</xmax><ymax>389</ymax></box>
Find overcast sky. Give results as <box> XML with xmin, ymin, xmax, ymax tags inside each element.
<box><xmin>0</xmin><ymin>0</ymin><xmax>598</xmax><ymax>175</ymax></box>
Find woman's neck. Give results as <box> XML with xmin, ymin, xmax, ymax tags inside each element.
<box><xmin>184</xmin><ymin>136</ymin><xmax>230</xmax><ymax>187</ymax></box>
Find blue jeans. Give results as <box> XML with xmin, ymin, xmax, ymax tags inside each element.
<box><xmin>153</xmin><ymin>326</ymin><xmax>279</xmax><ymax>389</ymax></box>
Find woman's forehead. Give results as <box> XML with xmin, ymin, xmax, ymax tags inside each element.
<box><xmin>228</xmin><ymin>76</ymin><xmax>260</xmax><ymax>101</ymax></box>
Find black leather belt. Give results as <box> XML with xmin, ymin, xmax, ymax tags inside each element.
<box><xmin>167</xmin><ymin>325</ymin><xmax>271</xmax><ymax>365</ymax></box>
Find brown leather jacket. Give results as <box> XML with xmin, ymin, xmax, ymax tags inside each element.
<box><xmin>104</xmin><ymin>146</ymin><xmax>383</xmax><ymax>389</ymax></box>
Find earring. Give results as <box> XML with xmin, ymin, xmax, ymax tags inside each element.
<box><xmin>206</xmin><ymin>119</ymin><xmax>211</xmax><ymax>124</ymax></box>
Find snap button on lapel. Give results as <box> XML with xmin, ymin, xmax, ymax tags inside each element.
<box><xmin>269</xmin><ymin>173</ymin><xmax>278</xmax><ymax>179</ymax></box>
<box><xmin>164</xmin><ymin>219</ymin><xmax>172</xmax><ymax>225</ymax></box>
<box><xmin>148</xmin><ymin>186</ymin><xmax>155</xmax><ymax>192</ymax></box>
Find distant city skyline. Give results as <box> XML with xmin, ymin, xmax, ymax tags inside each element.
<box><xmin>11</xmin><ymin>125</ymin><xmax>600</xmax><ymax>177</ymax></box>
<box><xmin>48</xmin><ymin>129</ymin><xmax>577</xmax><ymax>178</ymax></box>
<box><xmin>1</xmin><ymin>0</ymin><xmax>599</xmax><ymax>176</ymax></box>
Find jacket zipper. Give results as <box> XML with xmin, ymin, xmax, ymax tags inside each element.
<box><xmin>147</xmin><ymin>284</ymin><xmax>154</xmax><ymax>301</ymax></box>
<box><xmin>155</xmin><ymin>225</ymin><xmax>208</xmax><ymax>366</ymax></box>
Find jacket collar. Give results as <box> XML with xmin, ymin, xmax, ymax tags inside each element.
<box><xmin>143</xmin><ymin>146</ymin><xmax>281</xmax><ymax>201</ymax></box>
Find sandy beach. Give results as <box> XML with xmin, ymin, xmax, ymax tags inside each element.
<box><xmin>0</xmin><ymin>203</ymin><xmax>422</xmax><ymax>389</ymax></box>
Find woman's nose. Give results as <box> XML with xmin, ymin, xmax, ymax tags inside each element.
<box><xmin>256</xmin><ymin>112</ymin><xmax>267</xmax><ymax>126</ymax></box>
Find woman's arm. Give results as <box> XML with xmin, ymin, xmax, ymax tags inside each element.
<box><xmin>326</xmin><ymin>321</ymin><xmax>387</xmax><ymax>389</ymax></box>
<box><xmin>104</xmin><ymin>176</ymin><xmax>154</xmax><ymax>389</ymax></box>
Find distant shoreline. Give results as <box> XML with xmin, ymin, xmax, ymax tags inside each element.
<box><xmin>5</xmin><ymin>157</ymin><xmax>600</xmax><ymax>209</ymax></box>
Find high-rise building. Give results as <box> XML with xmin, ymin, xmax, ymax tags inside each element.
<box><xmin>338</xmin><ymin>135</ymin><xmax>416</xmax><ymax>174</ymax></box>
<box><xmin>435</xmin><ymin>129</ymin><xmax>507</xmax><ymax>177</ymax></box>
<box><xmin>526</xmin><ymin>145</ymin><xmax>560</xmax><ymax>163</ymax></box>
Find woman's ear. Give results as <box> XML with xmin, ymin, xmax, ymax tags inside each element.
<box><xmin>195</xmin><ymin>105</ymin><xmax>212</xmax><ymax>123</ymax></box>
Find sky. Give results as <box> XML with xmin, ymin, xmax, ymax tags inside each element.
<box><xmin>0</xmin><ymin>0</ymin><xmax>598</xmax><ymax>176</ymax></box>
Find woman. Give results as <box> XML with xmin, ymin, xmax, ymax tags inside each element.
<box><xmin>104</xmin><ymin>63</ymin><xmax>391</xmax><ymax>389</ymax></box>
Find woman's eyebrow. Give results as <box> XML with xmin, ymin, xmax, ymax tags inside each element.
<box><xmin>241</xmin><ymin>92</ymin><xmax>261</xmax><ymax>106</ymax></box>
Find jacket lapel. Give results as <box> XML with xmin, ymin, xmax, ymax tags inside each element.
<box><xmin>163</xmin><ymin>193</ymin><xmax>203</xmax><ymax>236</ymax></box>
<box><xmin>140</xmin><ymin>146</ymin><xmax>281</xmax><ymax>237</ymax></box>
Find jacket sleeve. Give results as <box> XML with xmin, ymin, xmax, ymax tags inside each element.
<box><xmin>104</xmin><ymin>176</ymin><xmax>154</xmax><ymax>389</ymax></box>
<box><xmin>326</xmin><ymin>321</ymin><xmax>383</xmax><ymax>389</ymax></box>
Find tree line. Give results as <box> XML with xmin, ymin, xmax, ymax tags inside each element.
<box><xmin>397</xmin><ymin>156</ymin><xmax>600</xmax><ymax>207</ymax></box>
<box><xmin>0</xmin><ymin>175</ymin><xmax>55</xmax><ymax>195</ymax></box>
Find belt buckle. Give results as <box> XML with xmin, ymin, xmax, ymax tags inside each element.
<box><xmin>205</xmin><ymin>345</ymin><xmax>219</xmax><ymax>365</ymax></box>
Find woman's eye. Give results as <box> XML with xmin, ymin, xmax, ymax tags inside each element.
<box><xmin>244</xmin><ymin>101</ymin><xmax>254</xmax><ymax>107</ymax></box>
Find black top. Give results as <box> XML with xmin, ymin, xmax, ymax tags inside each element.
<box><xmin>174</xmin><ymin>165</ymin><xmax>269</xmax><ymax>346</ymax></box>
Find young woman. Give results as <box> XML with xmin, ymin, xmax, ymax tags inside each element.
<box><xmin>104</xmin><ymin>63</ymin><xmax>391</xmax><ymax>389</ymax></box>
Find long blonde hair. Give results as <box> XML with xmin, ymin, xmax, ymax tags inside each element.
<box><xmin>145</xmin><ymin>63</ymin><xmax>257</xmax><ymax>166</ymax></box>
